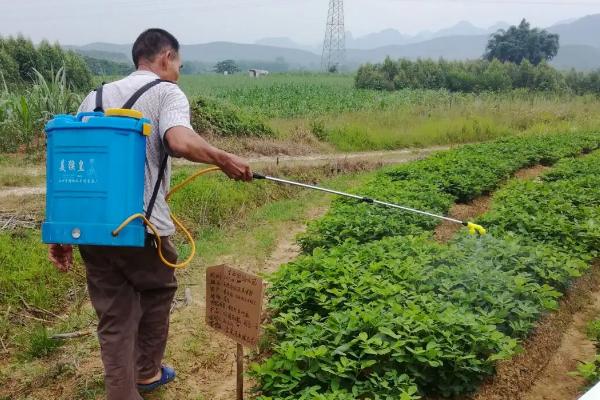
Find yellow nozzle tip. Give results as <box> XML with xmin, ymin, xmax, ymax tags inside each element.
<box><xmin>467</xmin><ymin>222</ymin><xmax>487</xmax><ymax>236</ymax></box>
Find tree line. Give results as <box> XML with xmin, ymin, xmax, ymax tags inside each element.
<box><xmin>356</xmin><ymin>58</ymin><xmax>600</xmax><ymax>94</ymax></box>
<box><xmin>0</xmin><ymin>35</ymin><xmax>92</xmax><ymax>90</ymax></box>
<box><xmin>355</xmin><ymin>19</ymin><xmax>600</xmax><ymax>94</ymax></box>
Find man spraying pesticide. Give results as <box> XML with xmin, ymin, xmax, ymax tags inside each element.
<box><xmin>43</xmin><ymin>28</ymin><xmax>485</xmax><ymax>400</ymax></box>
<box><xmin>45</xmin><ymin>29</ymin><xmax>252</xmax><ymax>399</ymax></box>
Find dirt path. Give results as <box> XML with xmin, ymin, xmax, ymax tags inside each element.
<box><xmin>0</xmin><ymin>186</ymin><xmax>45</xmax><ymax>199</ymax></box>
<box><xmin>521</xmin><ymin>290</ymin><xmax>599</xmax><ymax>400</ymax></box>
<box><xmin>0</xmin><ymin>146</ymin><xmax>450</xmax><ymax>201</ymax></box>
<box><xmin>177</xmin><ymin>146</ymin><xmax>451</xmax><ymax>169</ymax></box>
<box><xmin>434</xmin><ymin>164</ymin><xmax>549</xmax><ymax>242</ymax></box>
<box><xmin>138</xmin><ymin>204</ymin><xmax>330</xmax><ymax>400</ymax></box>
<box><xmin>472</xmin><ymin>264</ymin><xmax>600</xmax><ymax>400</ymax></box>
<box><xmin>203</xmin><ymin>205</ymin><xmax>329</xmax><ymax>400</ymax></box>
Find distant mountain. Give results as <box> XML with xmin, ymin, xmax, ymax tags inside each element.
<box><xmin>432</xmin><ymin>21</ymin><xmax>487</xmax><ymax>38</ymax></box>
<box><xmin>68</xmin><ymin>48</ymin><xmax>132</xmax><ymax>64</ymax></box>
<box><xmin>346</xmin><ymin>28</ymin><xmax>410</xmax><ymax>49</ymax></box>
<box><xmin>181</xmin><ymin>42</ymin><xmax>320</xmax><ymax>66</ymax></box>
<box><xmin>77</xmin><ymin>42</ymin><xmax>132</xmax><ymax>55</ymax></box>
<box><xmin>553</xmin><ymin>17</ymin><xmax>579</xmax><ymax>26</ymax></box>
<box><xmin>347</xmin><ymin>35</ymin><xmax>599</xmax><ymax>71</ymax></box>
<box><xmin>341</xmin><ymin>21</ymin><xmax>509</xmax><ymax>49</ymax></box>
<box><xmin>70</xmin><ymin>42</ymin><xmax>321</xmax><ymax>69</ymax></box>
<box><xmin>72</xmin><ymin>14</ymin><xmax>600</xmax><ymax>72</ymax></box>
<box><xmin>346</xmin><ymin>35</ymin><xmax>489</xmax><ymax>65</ymax></box>
<box><xmin>255</xmin><ymin>37</ymin><xmax>299</xmax><ymax>48</ymax></box>
<box><xmin>254</xmin><ymin>37</ymin><xmax>316</xmax><ymax>53</ymax></box>
<box><xmin>552</xmin><ymin>45</ymin><xmax>600</xmax><ymax>71</ymax></box>
<box><xmin>255</xmin><ymin>21</ymin><xmax>510</xmax><ymax>52</ymax></box>
<box><xmin>487</xmin><ymin>22</ymin><xmax>511</xmax><ymax>33</ymax></box>
<box><xmin>548</xmin><ymin>14</ymin><xmax>600</xmax><ymax>48</ymax></box>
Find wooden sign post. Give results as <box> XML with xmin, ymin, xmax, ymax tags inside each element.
<box><xmin>206</xmin><ymin>265</ymin><xmax>264</xmax><ymax>400</ymax></box>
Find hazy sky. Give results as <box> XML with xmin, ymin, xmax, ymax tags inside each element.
<box><xmin>2</xmin><ymin>0</ymin><xmax>600</xmax><ymax>46</ymax></box>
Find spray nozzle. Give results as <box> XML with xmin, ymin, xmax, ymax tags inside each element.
<box><xmin>467</xmin><ymin>222</ymin><xmax>487</xmax><ymax>236</ymax></box>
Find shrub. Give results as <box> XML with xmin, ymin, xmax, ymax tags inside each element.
<box><xmin>355</xmin><ymin>58</ymin><xmax>598</xmax><ymax>94</ymax></box>
<box><xmin>190</xmin><ymin>96</ymin><xmax>274</xmax><ymax>137</ymax></box>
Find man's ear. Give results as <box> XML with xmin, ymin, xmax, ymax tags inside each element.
<box><xmin>158</xmin><ymin>51</ymin><xmax>170</xmax><ymax>70</ymax></box>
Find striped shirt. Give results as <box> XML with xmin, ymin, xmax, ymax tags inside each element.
<box><xmin>78</xmin><ymin>70</ymin><xmax>193</xmax><ymax>236</ymax></box>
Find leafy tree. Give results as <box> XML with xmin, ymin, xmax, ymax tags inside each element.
<box><xmin>481</xmin><ymin>59</ymin><xmax>512</xmax><ymax>91</ymax></box>
<box><xmin>213</xmin><ymin>59</ymin><xmax>240</xmax><ymax>74</ymax></box>
<box><xmin>63</xmin><ymin>51</ymin><xmax>93</xmax><ymax>90</ymax></box>
<box><xmin>485</xmin><ymin>19</ymin><xmax>559</xmax><ymax>65</ymax></box>
<box><xmin>0</xmin><ymin>35</ymin><xmax>92</xmax><ymax>89</ymax></box>
<box><xmin>0</xmin><ymin>48</ymin><xmax>19</xmax><ymax>85</ymax></box>
<box><xmin>37</xmin><ymin>40</ymin><xmax>65</xmax><ymax>80</ymax></box>
<box><xmin>3</xmin><ymin>35</ymin><xmax>40</xmax><ymax>82</ymax></box>
<box><xmin>83</xmin><ymin>56</ymin><xmax>134</xmax><ymax>76</ymax></box>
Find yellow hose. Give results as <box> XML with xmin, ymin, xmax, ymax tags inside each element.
<box><xmin>112</xmin><ymin>166</ymin><xmax>221</xmax><ymax>270</ymax></box>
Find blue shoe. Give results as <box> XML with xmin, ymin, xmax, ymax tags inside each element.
<box><xmin>137</xmin><ymin>365</ymin><xmax>176</xmax><ymax>393</ymax></box>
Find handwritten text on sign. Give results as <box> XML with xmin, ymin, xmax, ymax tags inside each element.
<box><xmin>206</xmin><ymin>265</ymin><xmax>264</xmax><ymax>348</ymax></box>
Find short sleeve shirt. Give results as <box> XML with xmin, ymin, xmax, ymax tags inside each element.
<box><xmin>78</xmin><ymin>70</ymin><xmax>192</xmax><ymax>236</ymax></box>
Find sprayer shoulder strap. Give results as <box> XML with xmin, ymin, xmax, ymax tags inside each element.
<box><xmin>94</xmin><ymin>84</ymin><xmax>104</xmax><ymax>112</ymax></box>
<box><xmin>119</xmin><ymin>78</ymin><xmax>175</xmax><ymax>221</ymax></box>
<box><xmin>122</xmin><ymin>78</ymin><xmax>173</xmax><ymax>109</ymax></box>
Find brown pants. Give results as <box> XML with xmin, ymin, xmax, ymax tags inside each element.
<box><xmin>80</xmin><ymin>236</ymin><xmax>178</xmax><ymax>400</ymax></box>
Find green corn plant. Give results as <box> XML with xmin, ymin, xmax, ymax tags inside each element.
<box><xmin>29</xmin><ymin>67</ymin><xmax>81</xmax><ymax>117</ymax></box>
<box><xmin>11</xmin><ymin>95</ymin><xmax>37</xmax><ymax>152</ymax></box>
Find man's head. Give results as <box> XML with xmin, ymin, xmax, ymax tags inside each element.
<box><xmin>132</xmin><ymin>28</ymin><xmax>182</xmax><ymax>82</ymax></box>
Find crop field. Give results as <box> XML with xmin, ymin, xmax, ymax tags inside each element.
<box><xmin>251</xmin><ymin>132</ymin><xmax>600</xmax><ymax>399</ymax></box>
<box><xmin>2</xmin><ymin>69</ymin><xmax>600</xmax><ymax>399</ymax></box>
<box><xmin>178</xmin><ymin>74</ymin><xmax>600</xmax><ymax>151</ymax></box>
<box><xmin>4</xmin><ymin>72</ymin><xmax>600</xmax><ymax>155</ymax></box>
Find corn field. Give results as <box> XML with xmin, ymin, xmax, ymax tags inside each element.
<box><xmin>0</xmin><ymin>68</ymin><xmax>81</xmax><ymax>153</ymax></box>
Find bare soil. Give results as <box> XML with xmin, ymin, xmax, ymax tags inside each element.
<box><xmin>513</xmin><ymin>165</ymin><xmax>551</xmax><ymax>180</ymax></box>
<box><xmin>0</xmin><ymin>186</ymin><xmax>45</xmax><ymax>199</ymax></box>
<box><xmin>434</xmin><ymin>165</ymin><xmax>550</xmax><ymax>243</ymax></box>
<box><xmin>175</xmin><ymin>145</ymin><xmax>451</xmax><ymax>170</ymax></box>
<box><xmin>471</xmin><ymin>263</ymin><xmax>600</xmax><ymax>400</ymax></box>
<box><xmin>144</xmin><ymin>205</ymin><xmax>329</xmax><ymax>400</ymax></box>
<box><xmin>434</xmin><ymin>196</ymin><xmax>491</xmax><ymax>242</ymax></box>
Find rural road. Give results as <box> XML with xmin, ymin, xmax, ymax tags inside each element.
<box><xmin>0</xmin><ymin>146</ymin><xmax>451</xmax><ymax>199</ymax></box>
<box><xmin>176</xmin><ymin>145</ymin><xmax>451</xmax><ymax>169</ymax></box>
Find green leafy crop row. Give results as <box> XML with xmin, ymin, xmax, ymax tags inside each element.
<box><xmin>254</xmin><ymin>234</ymin><xmax>588</xmax><ymax>399</ymax></box>
<box><xmin>252</xmin><ymin>136</ymin><xmax>600</xmax><ymax>399</ymax></box>
<box><xmin>299</xmin><ymin>133</ymin><xmax>600</xmax><ymax>253</ymax></box>
<box><xmin>479</xmin><ymin>151</ymin><xmax>600</xmax><ymax>258</ymax></box>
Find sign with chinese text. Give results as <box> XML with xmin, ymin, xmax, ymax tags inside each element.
<box><xmin>206</xmin><ymin>265</ymin><xmax>264</xmax><ymax>348</ymax></box>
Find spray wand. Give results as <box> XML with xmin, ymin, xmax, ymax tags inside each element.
<box><xmin>252</xmin><ymin>173</ymin><xmax>487</xmax><ymax>236</ymax></box>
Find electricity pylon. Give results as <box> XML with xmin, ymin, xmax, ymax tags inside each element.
<box><xmin>321</xmin><ymin>0</ymin><xmax>346</xmax><ymax>72</ymax></box>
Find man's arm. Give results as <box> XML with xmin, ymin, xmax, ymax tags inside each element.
<box><xmin>165</xmin><ymin>126</ymin><xmax>252</xmax><ymax>181</ymax></box>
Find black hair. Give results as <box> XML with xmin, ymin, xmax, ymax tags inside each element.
<box><xmin>132</xmin><ymin>28</ymin><xmax>180</xmax><ymax>68</ymax></box>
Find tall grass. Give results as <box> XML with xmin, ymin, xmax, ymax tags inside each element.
<box><xmin>270</xmin><ymin>88</ymin><xmax>600</xmax><ymax>151</ymax></box>
<box><xmin>0</xmin><ymin>67</ymin><xmax>81</xmax><ymax>153</ymax></box>
<box><xmin>180</xmin><ymin>73</ymin><xmax>600</xmax><ymax>152</ymax></box>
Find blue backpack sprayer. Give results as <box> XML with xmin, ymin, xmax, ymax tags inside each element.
<box><xmin>42</xmin><ymin>79</ymin><xmax>217</xmax><ymax>269</ymax></box>
<box><xmin>42</xmin><ymin>80</ymin><xmax>485</xmax><ymax>270</ymax></box>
